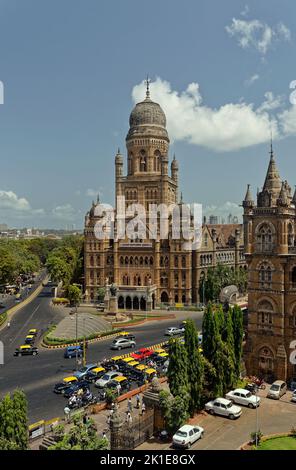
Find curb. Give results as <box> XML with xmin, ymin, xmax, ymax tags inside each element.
<box><xmin>0</xmin><ymin>275</ymin><xmax>48</xmax><ymax>331</ymax></box>
<box><xmin>41</xmin><ymin>331</ymin><xmax>121</xmax><ymax>349</ymax></box>
<box><xmin>114</xmin><ymin>314</ymin><xmax>175</xmax><ymax>328</ymax></box>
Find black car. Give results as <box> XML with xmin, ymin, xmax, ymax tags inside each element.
<box><xmin>53</xmin><ymin>378</ymin><xmax>79</xmax><ymax>394</ymax></box>
<box><xmin>14</xmin><ymin>345</ymin><xmax>38</xmax><ymax>356</ymax></box>
<box><xmin>63</xmin><ymin>381</ymin><xmax>89</xmax><ymax>398</ymax></box>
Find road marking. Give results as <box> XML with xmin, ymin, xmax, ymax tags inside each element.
<box><xmin>10</xmin><ymin>304</ymin><xmax>41</xmax><ymax>345</ymax></box>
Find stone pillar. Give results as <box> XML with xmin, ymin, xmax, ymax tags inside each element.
<box><xmin>143</xmin><ymin>377</ymin><xmax>168</xmax><ymax>433</ymax></box>
<box><xmin>110</xmin><ymin>404</ymin><xmax>124</xmax><ymax>450</ymax></box>
<box><xmin>235</xmin><ymin>228</ymin><xmax>240</xmax><ymax>270</ymax></box>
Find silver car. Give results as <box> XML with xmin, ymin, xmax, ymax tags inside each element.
<box><xmin>165</xmin><ymin>326</ymin><xmax>183</xmax><ymax>336</ymax></box>
<box><xmin>95</xmin><ymin>371</ymin><xmax>122</xmax><ymax>388</ymax></box>
<box><xmin>267</xmin><ymin>380</ymin><xmax>287</xmax><ymax>399</ymax></box>
<box><xmin>111</xmin><ymin>338</ymin><xmax>136</xmax><ymax>350</ymax></box>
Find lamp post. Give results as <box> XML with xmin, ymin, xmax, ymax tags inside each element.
<box><xmin>255</xmin><ymin>386</ymin><xmax>259</xmax><ymax>447</ymax></box>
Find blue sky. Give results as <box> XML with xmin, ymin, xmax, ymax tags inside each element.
<box><xmin>0</xmin><ymin>0</ymin><xmax>295</xmax><ymax>228</ymax></box>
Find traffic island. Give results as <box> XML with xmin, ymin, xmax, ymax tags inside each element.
<box><xmin>240</xmin><ymin>431</ymin><xmax>296</xmax><ymax>450</ymax></box>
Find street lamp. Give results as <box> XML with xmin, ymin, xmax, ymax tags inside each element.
<box><xmin>255</xmin><ymin>386</ymin><xmax>259</xmax><ymax>447</ymax></box>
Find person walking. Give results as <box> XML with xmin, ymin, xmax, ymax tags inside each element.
<box><xmin>127</xmin><ymin>397</ymin><xmax>132</xmax><ymax>413</ymax></box>
<box><xmin>136</xmin><ymin>393</ymin><xmax>141</xmax><ymax>409</ymax></box>
<box><xmin>116</xmin><ymin>382</ymin><xmax>121</xmax><ymax>396</ymax></box>
<box><xmin>141</xmin><ymin>402</ymin><xmax>146</xmax><ymax>416</ymax></box>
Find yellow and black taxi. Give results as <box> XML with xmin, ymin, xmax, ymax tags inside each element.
<box><xmin>84</xmin><ymin>366</ymin><xmax>106</xmax><ymax>383</ymax></box>
<box><xmin>28</xmin><ymin>329</ymin><xmax>38</xmax><ymax>336</ymax></box>
<box><xmin>14</xmin><ymin>345</ymin><xmax>38</xmax><ymax>357</ymax></box>
<box><xmin>143</xmin><ymin>368</ymin><xmax>157</xmax><ymax>381</ymax></box>
<box><xmin>106</xmin><ymin>375</ymin><xmax>131</xmax><ymax>393</ymax></box>
<box><xmin>25</xmin><ymin>334</ymin><xmax>35</xmax><ymax>345</ymax></box>
<box><xmin>53</xmin><ymin>376</ymin><xmax>78</xmax><ymax>394</ymax></box>
<box><xmin>116</xmin><ymin>331</ymin><xmax>136</xmax><ymax>341</ymax></box>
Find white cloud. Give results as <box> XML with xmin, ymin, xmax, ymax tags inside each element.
<box><xmin>245</xmin><ymin>73</ymin><xmax>259</xmax><ymax>86</ymax></box>
<box><xmin>257</xmin><ymin>91</ymin><xmax>284</xmax><ymax>112</ymax></box>
<box><xmin>0</xmin><ymin>190</ymin><xmax>45</xmax><ymax>217</ymax></box>
<box><xmin>132</xmin><ymin>78</ymin><xmax>280</xmax><ymax>152</ymax></box>
<box><xmin>278</xmin><ymin>105</ymin><xmax>296</xmax><ymax>136</ymax></box>
<box><xmin>226</xmin><ymin>18</ymin><xmax>291</xmax><ymax>55</ymax></box>
<box><xmin>52</xmin><ymin>204</ymin><xmax>76</xmax><ymax>221</ymax></box>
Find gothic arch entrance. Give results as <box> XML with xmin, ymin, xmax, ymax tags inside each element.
<box><xmin>126</xmin><ymin>296</ymin><xmax>132</xmax><ymax>309</ymax></box>
<box><xmin>133</xmin><ymin>296</ymin><xmax>139</xmax><ymax>310</ymax></box>
<box><xmin>140</xmin><ymin>297</ymin><xmax>146</xmax><ymax>311</ymax></box>
<box><xmin>161</xmin><ymin>291</ymin><xmax>169</xmax><ymax>303</ymax></box>
<box><xmin>118</xmin><ymin>296</ymin><xmax>124</xmax><ymax>309</ymax></box>
<box><xmin>258</xmin><ymin>346</ymin><xmax>275</xmax><ymax>382</ymax></box>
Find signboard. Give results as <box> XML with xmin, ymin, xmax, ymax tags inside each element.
<box><xmin>175</xmin><ymin>303</ymin><xmax>184</xmax><ymax>308</ymax></box>
<box><xmin>28</xmin><ymin>420</ymin><xmax>45</xmax><ymax>440</ymax></box>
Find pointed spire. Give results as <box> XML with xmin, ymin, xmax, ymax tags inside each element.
<box><xmin>180</xmin><ymin>192</ymin><xmax>183</xmax><ymax>204</ymax></box>
<box><xmin>292</xmin><ymin>186</ymin><xmax>296</xmax><ymax>205</ymax></box>
<box><xmin>96</xmin><ymin>193</ymin><xmax>100</xmax><ymax>204</ymax></box>
<box><xmin>145</xmin><ymin>75</ymin><xmax>151</xmax><ymax>100</ymax></box>
<box><xmin>243</xmin><ymin>184</ymin><xmax>254</xmax><ymax>208</ymax></box>
<box><xmin>117</xmin><ymin>147</ymin><xmax>121</xmax><ymax>155</ymax></box>
<box><xmin>262</xmin><ymin>143</ymin><xmax>281</xmax><ymax>197</ymax></box>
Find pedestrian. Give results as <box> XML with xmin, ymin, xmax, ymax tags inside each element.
<box><xmin>116</xmin><ymin>383</ymin><xmax>121</xmax><ymax>396</ymax></box>
<box><xmin>126</xmin><ymin>411</ymin><xmax>131</xmax><ymax>423</ymax></box>
<box><xmin>102</xmin><ymin>431</ymin><xmax>107</xmax><ymax>440</ymax></box>
<box><xmin>7</xmin><ymin>321</ymin><xmax>10</xmax><ymax>328</ymax></box>
<box><xmin>127</xmin><ymin>397</ymin><xmax>132</xmax><ymax>413</ymax></box>
<box><xmin>107</xmin><ymin>414</ymin><xmax>111</xmax><ymax>426</ymax></box>
<box><xmin>136</xmin><ymin>393</ymin><xmax>141</xmax><ymax>409</ymax></box>
<box><xmin>127</xmin><ymin>412</ymin><xmax>133</xmax><ymax>427</ymax></box>
<box><xmin>64</xmin><ymin>406</ymin><xmax>71</xmax><ymax>423</ymax></box>
<box><xmin>141</xmin><ymin>402</ymin><xmax>146</xmax><ymax>416</ymax></box>
<box><xmin>83</xmin><ymin>413</ymin><xmax>87</xmax><ymax>425</ymax></box>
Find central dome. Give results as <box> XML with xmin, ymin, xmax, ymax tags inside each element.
<box><xmin>129</xmin><ymin>96</ymin><xmax>166</xmax><ymax>128</ymax></box>
<box><xmin>126</xmin><ymin>90</ymin><xmax>169</xmax><ymax>142</ymax></box>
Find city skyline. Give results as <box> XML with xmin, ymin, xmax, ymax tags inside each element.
<box><xmin>0</xmin><ymin>0</ymin><xmax>295</xmax><ymax>228</ymax></box>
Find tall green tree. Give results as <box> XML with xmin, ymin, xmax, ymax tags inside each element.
<box><xmin>231</xmin><ymin>305</ymin><xmax>244</xmax><ymax>379</ymax></box>
<box><xmin>50</xmin><ymin>418</ymin><xmax>109</xmax><ymax>450</ymax></box>
<box><xmin>167</xmin><ymin>339</ymin><xmax>189</xmax><ymax>398</ymax></box>
<box><xmin>67</xmin><ymin>284</ymin><xmax>82</xmax><ymax>306</ymax></box>
<box><xmin>202</xmin><ymin>303</ymin><xmax>219</xmax><ymax>364</ymax></box>
<box><xmin>184</xmin><ymin>319</ymin><xmax>204</xmax><ymax>414</ymax></box>
<box><xmin>0</xmin><ymin>390</ymin><xmax>28</xmax><ymax>450</ymax></box>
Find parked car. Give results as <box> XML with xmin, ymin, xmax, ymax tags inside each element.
<box><xmin>84</xmin><ymin>366</ymin><xmax>106</xmax><ymax>383</ymax></box>
<box><xmin>111</xmin><ymin>338</ymin><xmax>136</xmax><ymax>350</ymax></box>
<box><xmin>25</xmin><ymin>335</ymin><xmax>35</xmax><ymax>345</ymax></box>
<box><xmin>225</xmin><ymin>388</ymin><xmax>260</xmax><ymax>408</ymax></box>
<box><xmin>14</xmin><ymin>345</ymin><xmax>38</xmax><ymax>357</ymax></box>
<box><xmin>95</xmin><ymin>371</ymin><xmax>122</xmax><ymax>388</ymax></box>
<box><xmin>172</xmin><ymin>424</ymin><xmax>204</xmax><ymax>449</ymax></box>
<box><xmin>64</xmin><ymin>345</ymin><xmax>83</xmax><ymax>359</ymax></box>
<box><xmin>205</xmin><ymin>397</ymin><xmax>242</xmax><ymax>419</ymax></box>
<box><xmin>53</xmin><ymin>376</ymin><xmax>78</xmax><ymax>394</ymax></box>
<box><xmin>73</xmin><ymin>364</ymin><xmax>97</xmax><ymax>379</ymax></box>
<box><xmin>63</xmin><ymin>380</ymin><xmax>89</xmax><ymax>398</ymax></box>
<box><xmin>165</xmin><ymin>326</ymin><xmax>183</xmax><ymax>336</ymax></box>
<box><xmin>267</xmin><ymin>380</ymin><xmax>287</xmax><ymax>400</ymax></box>
<box><xmin>131</xmin><ymin>347</ymin><xmax>153</xmax><ymax>361</ymax></box>
<box><xmin>291</xmin><ymin>390</ymin><xmax>296</xmax><ymax>403</ymax></box>
<box><xmin>106</xmin><ymin>375</ymin><xmax>131</xmax><ymax>393</ymax></box>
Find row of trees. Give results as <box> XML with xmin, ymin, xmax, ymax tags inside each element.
<box><xmin>0</xmin><ymin>390</ymin><xmax>28</xmax><ymax>450</ymax></box>
<box><xmin>0</xmin><ymin>238</ymin><xmax>59</xmax><ymax>285</ymax></box>
<box><xmin>199</xmin><ymin>264</ymin><xmax>248</xmax><ymax>303</ymax></box>
<box><xmin>46</xmin><ymin>236</ymin><xmax>84</xmax><ymax>299</ymax></box>
<box><xmin>162</xmin><ymin>305</ymin><xmax>243</xmax><ymax>432</ymax></box>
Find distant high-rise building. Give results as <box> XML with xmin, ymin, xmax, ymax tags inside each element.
<box><xmin>209</xmin><ymin>215</ymin><xmax>218</xmax><ymax>224</ymax></box>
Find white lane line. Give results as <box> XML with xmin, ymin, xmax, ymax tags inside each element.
<box><xmin>10</xmin><ymin>303</ymin><xmax>41</xmax><ymax>344</ymax></box>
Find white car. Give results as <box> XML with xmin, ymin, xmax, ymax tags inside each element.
<box><xmin>172</xmin><ymin>425</ymin><xmax>204</xmax><ymax>449</ymax></box>
<box><xmin>225</xmin><ymin>388</ymin><xmax>260</xmax><ymax>408</ymax></box>
<box><xmin>95</xmin><ymin>371</ymin><xmax>122</xmax><ymax>388</ymax></box>
<box><xmin>205</xmin><ymin>397</ymin><xmax>242</xmax><ymax>419</ymax></box>
<box><xmin>165</xmin><ymin>326</ymin><xmax>183</xmax><ymax>336</ymax></box>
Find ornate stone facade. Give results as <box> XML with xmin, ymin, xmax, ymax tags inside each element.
<box><xmin>243</xmin><ymin>145</ymin><xmax>296</xmax><ymax>382</ymax></box>
<box><xmin>84</xmin><ymin>85</ymin><xmax>246</xmax><ymax>308</ymax></box>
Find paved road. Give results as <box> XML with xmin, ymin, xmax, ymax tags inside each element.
<box><xmin>0</xmin><ymin>285</ymin><xmax>204</xmax><ymax>423</ymax></box>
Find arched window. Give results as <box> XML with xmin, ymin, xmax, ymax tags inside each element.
<box><xmin>288</xmin><ymin>223</ymin><xmax>294</xmax><ymax>247</ymax></box>
<box><xmin>258</xmin><ymin>346</ymin><xmax>274</xmax><ymax>374</ymax></box>
<box><xmin>257</xmin><ymin>299</ymin><xmax>273</xmax><ymax>329</ymax></box>
<box><xmin>181</xmin><ymin>256</ymin><xmax>186</xmax><ymax>268</ymax></box>
<box><xmin>140</xmin><ymin>149</ymin><xmax>147</xmax><ymax>172</ymax></box>
<box><xmin>154</xmin><ymin>150</ymin><xmax>161</xmax><ymax>172</ymax></box>
<box><xmin>259</xmin><ymin>263</ymin><xmax>272</xmax><ymax>289</ymax></box>
<box><xmin>291</xmin><ymin>267</ymin><xmax>296</xmax><ymax>289</ymax></box>
<box><xmin>256</xmin><ymin>223</ymin><xmax>274</xmax><ymax>252</ymax></box>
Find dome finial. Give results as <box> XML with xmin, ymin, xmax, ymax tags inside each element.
<box><xmin>145</xmin><ymin>74</ymin><xmax>151</xmax><ymax>100</ymax></box>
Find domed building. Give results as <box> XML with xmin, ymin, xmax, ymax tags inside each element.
<box><xmin>84</xmin><ymin>82</ymin><xmax>246</xmax><ymax>308</ymax></box>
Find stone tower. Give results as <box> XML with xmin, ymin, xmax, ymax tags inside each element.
<box><xmin>243</xmin><ymin>144</ymin><xmax>296</xmax><ymax>383</ymax></box>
